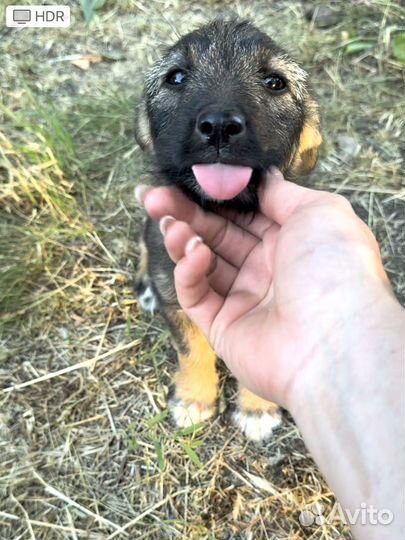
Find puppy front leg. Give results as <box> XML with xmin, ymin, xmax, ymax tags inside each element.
<box><xmin>166</xmin><ymin>311</ymin><xmax>218</xmax><ymax>428</ymax></box>
<box><xmin>233</xmin><ymin>385</ymin><xmax>282</xmax><ymax>442</ymax></box>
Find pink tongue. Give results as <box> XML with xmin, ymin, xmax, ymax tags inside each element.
<box><xmin>192</xmin><ymin>164</ymin><xmax>252</xmax><ymax>200</ymax></box>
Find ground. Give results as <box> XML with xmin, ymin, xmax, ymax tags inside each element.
<box><xmin>0</xmin><ymin>1</ymin><xmax>404</xmax><ymax>539</ymax></box>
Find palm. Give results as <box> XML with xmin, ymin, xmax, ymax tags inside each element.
<box><xmin>208</xmin><ymin>228</ymin><xmax>276</xmax><ymax>342</ymax></box>
<box><xmin>205</xmin><ymin>222</ymin><xmax>314</xmax><ymax>402</ymax></box>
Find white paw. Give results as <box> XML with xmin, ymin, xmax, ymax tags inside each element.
<box><xmin>170</xmin><ymin>399</ymin><xmax>216</xmax><ymax>428</ymax></box>
<box><xmin>138</xmin><ymin>284</ymin><xmax>158</xmax><ymax>314</ymax></box>
<box><xmin>233</xmin><ymin>410</ymin><xmax>282</xmax><ymax>442</ymax></box>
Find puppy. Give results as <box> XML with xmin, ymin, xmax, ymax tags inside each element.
<box><xmin>135</xmin><ymin>19</ymin><xmax>321</xmax><ymax>442</ymax></box>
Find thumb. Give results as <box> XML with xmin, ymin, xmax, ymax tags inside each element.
<box><xmin>259</xmin><ymin>167</ymin><xmax>326</xmax><ymax>225</ymax></box>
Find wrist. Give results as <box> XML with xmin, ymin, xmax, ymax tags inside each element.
<box><xmin>289</xmin><ymin>285</ymin><xmax>404</xmax><ymax>416</ymax></box>
<box><xmin>288</xmin><ymin>291</ymin><xmax>405</xmax><ymax>540</ymax></box>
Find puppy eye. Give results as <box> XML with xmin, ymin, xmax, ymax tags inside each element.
<box><xmin>166</xmin><ymin>70</ymin><xmax>187</xmax><ymax>86</ymax></box>
<box><xmin>264</xmin><ymin>74</ymin><xmax>287</xmax><ymax>92</ymax></box>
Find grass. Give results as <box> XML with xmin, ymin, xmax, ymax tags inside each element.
<box><xmin>0</xmin><ymin>1</ymin><xmax>404</xmax><ymax>539</ymax></box>
<box><xmin>0</xmin><ymin>97</ymin><xmax>89</xmax><ymax>317</ymax></box>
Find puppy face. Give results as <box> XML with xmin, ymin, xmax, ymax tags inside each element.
<box><xmin>136</xmin><ymin>19</ymin><xmax>321</xmax><ymax>211</ymax></box>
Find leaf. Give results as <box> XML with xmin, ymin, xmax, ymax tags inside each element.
<box><xmin>126</xmin><ymin>437</ymin><xmax>138</xmax><ymax>451</ymax></box>
<box><xmin>181</xmin><ymin>443</ymin><xmax>203</xmax><ymax>468</ymax></box>
<box><xmin>153</xmin><ymin>439</ymin><xmax>165</xmax><ymax>471</ymax></box>
<box><xmin>126</xmin><ymin>422</ymin><xmax>139</xmax><ymax>450</ymax></box>
<box><xmin>71</xmin><ymin>54</ymin><xmax>102</xmax><ymax>71</ymax></box>
<box><xmin>189</xmin><ymin>439</ymin><xmax>204</xmax><ymax>449</ymax></box>
<box><xmin>147</xmin><ymin>409</ymin><xmax>169</xmax><ymax>428</ymax></box>
<box><xmin>175</xmin><ymin>422</ymin><xmax>205</xmax><ymax>437</ymax></box>
<box><xmin>344</xmin><ymin>40</ymin><xmax>374</xmax><ymax>55</ymax></box>
<box><xmin>392</xmin><ymin>33</ymin><xmax>405</xmax><ymax>64</ymax></box>
<box><xmin>81</xmin><ymin>0</ymin><xmax>107</xmax><ymax>23</ymax></box>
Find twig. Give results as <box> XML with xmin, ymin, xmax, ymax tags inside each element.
<box><xmin>32</xmin><ymin>471</ymin><xmax>125</xmax><ymax>534</ymax></box>
<box><xmin>2</xmin><ymin>339</ymin><xmax>140</xmax><ymax>393</ymax></box>
<box><xmin>10</xmin><ymin>494</ymin><xmax>36</xmax><ymax>540</ymax></box>
<box><xmin>106</xmin><ymin>490</ymin><xmax>185</xmax><ymax>539</ymax></box>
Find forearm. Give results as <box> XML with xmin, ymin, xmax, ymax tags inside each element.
<box><xmin>290</xmin><ymin>292</ymin><xmax>405</xmax><ymax>540</ymax></box>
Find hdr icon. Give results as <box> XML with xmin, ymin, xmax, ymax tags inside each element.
<box><xmin>6</xmin><ymin>5</ymin><xmax>70</xmax><ymax>27</ymax></box>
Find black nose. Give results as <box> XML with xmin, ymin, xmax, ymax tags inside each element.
<box><xmin>196</xmin><ymin>109</ymin><xmax>246</xmax><ymax>146</ymax></box>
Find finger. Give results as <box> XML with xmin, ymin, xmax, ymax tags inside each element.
<box><xmin>259</xmin><ymin>167</ymin><xmax>327</xmax><ymax>224</ymax></box>
<box><xmin>160</xmin><ymin>216</ymin><xmax>196</xmax><ymax>262</ymax></box>
<box><xmin>161</xmin><ymin>217</ymin><xmax>239</xmax><ymax>296</ymax></box>
<box><xmin>137</xmin><ymin>183</ymin><xmax>272</xmax><ymax>242</ymax></box>
<box><xmin>142</xmin><ymin>186</ymin><xmax>260</xmax><ymax>268</ymax></box>
<box><xmin>140</xmin><ymin>185</ymin><xmax>198</xmax><ymax>223</ymax></box>
<box><xmin>174</xmin><ymin>238</ymin><xmax>224</xmax><ymax>336</ymax></box>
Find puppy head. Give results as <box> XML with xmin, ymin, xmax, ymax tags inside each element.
<box><xmin>136</xmin><ymin>19</ymin><xmax>321</xmax><ymax>211</ymax></box>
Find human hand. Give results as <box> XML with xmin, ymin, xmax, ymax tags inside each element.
<box><xmin>137</xmin><ymin>168</ymin><xmax>392</xmax><ymax>410</ymax></box>
<box><xmin>137</xmin><ymin>168</ymin><xmax>404</xmax><ymax>540</ymax></box>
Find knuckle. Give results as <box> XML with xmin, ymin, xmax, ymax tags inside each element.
<box><xmin>328</xmin><ymin>193</ymin><xmax>352</xmax><ymax>212</ymax></box>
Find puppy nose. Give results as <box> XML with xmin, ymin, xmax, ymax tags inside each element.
<box><xmin>196</xmin><ymin>110</ymin><xmax>246</xmax><ymax>145</ymax></box>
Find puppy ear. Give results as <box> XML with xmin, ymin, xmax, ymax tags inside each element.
<box><xmin>290</xmin><ymin>101</ymin><xmax>322</xmax><ymax>176</ymax></box>
<box><xmin>135</xmin><ymin>100</ymin><xmax>153</xmax><ymax>152</ymax></box>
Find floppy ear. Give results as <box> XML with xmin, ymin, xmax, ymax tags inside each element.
<box><xmin>135</xmin><ymin>100</ymin><xmax>153</xmax><ymax>153</ymax></box>
<box><xmin>289</xmin><ymin>101</ymin><xmax>322</xmax><ymax>177</ymax></box>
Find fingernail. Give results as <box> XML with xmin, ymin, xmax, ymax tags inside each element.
<box><xmin>268</xmin><ymin>166</ymin><xmax>283</xmax><ymax>180</ymax></box>
<box><xmin>268</xmin><ymin>166</ymin><xmax>279</xmax><ymax>174</ymax></box>
<box><xmin>159</xmin><ymin>215</ymin><xmax>175</xmax><ymax>236</ymax></box>
<box><xmin>134</xmin><ymin>184</ymin><xmax>150</xmax><ymax>205</ymax></box>
<box><xmin>185</xmin><ymin>236</ymin><xmax>203</xmax><ymax>255</ymax></box>
<box><xmin>264</xmin><ymin>167</ymin><xmax>282</xmax><ymax>190</ymax></box>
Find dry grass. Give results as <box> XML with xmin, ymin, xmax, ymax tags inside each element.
<box><xmin>0</xmin><ymin>1</ymin><xmax>404</xmax><ymax>539</ymax></box>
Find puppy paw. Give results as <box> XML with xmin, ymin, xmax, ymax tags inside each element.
<box><xmin>170</xmin><ymin>398</ymin><xmax>216</xmax><ymax>428</ymax></box>
<box><xmin>233</xmin><ymin>409</ymin><xmax>282</xmax><ymax>442</ymax></box>
<box><xmin>135</xmin><ymin>277</ymin><xmax>159</xmax><ymax>314</ymax></box>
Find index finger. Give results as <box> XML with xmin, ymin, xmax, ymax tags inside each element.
<box><xmin>141</xmin><ymin>185</ymin><xmax>262</xmax><ymax>268</ymax></box>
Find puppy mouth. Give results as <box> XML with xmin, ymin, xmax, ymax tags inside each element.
<box><xmin>191</xmin><ymin>163</ymin><xmax>254</xmax><ymax>200</ymax></box>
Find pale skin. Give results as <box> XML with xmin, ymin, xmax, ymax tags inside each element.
<box><xmin>136</xmin><ymin>168</ymin><xmax>405</xmax><ymax>540</ymax></box>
